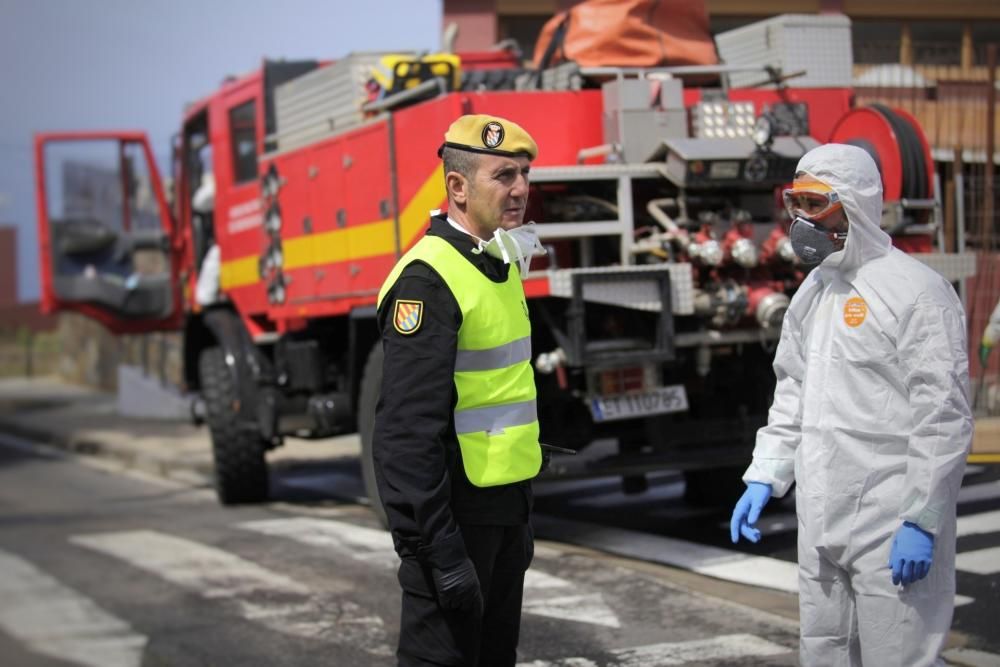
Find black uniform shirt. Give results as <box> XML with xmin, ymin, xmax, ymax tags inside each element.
<box><xmin>373</xmin><ymin>214</ymin><xmax>533</xmax><ymax>569</ymax></box>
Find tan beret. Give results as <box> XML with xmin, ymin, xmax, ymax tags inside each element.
<box><xmin>438</xmin><ymin>114</ymin><xmax>538</xmax><ymax>160</ymax></box>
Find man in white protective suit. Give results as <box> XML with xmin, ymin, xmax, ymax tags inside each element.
<box><xmin>729</xmin><ymin>143</ymin><xmax>973</xmax><ymax>666</ymax></box>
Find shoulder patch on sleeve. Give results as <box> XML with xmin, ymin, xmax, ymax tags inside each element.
<box><xmin>393</xmin><ymin>299</ymin><xmax>424</xmax><ymax>335</ymax></box>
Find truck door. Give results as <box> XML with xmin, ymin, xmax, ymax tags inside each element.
<box><xmin>35</xmin><ymin>132</ymin><xmax>183</xmax><ymax>334</ymax></box>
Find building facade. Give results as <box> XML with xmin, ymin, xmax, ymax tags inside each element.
<box><xmin>443</xmin><ymin>0</ymin><xmax>1000</xmax><ymax>68</ymax></box>
<box><xmin>0</xmin><ymin>226</ymin><xmax>55</xmax><ymax>333</ymax></box>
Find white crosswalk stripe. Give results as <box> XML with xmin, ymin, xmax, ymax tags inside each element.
<box><xmin>240</xmin><ymin>488</ymin><xmax>997</xmax><ymax>655</ymax></box>
<box><xmin>956</xmin><ymin>546</ymin><xmax>1000</xmax><ymax>576</ymax></box>
<box><xmin>957</xmin><ymin>509</ymin><xmax>1000</xmax><ymax>538</ymax></box>
<box><xmin>0</xmin><ymin>549</ymin><xmax>147</xmax><ymax>667</ymax></box>
<box><xmin>516</xmin><ymin>633</ymin><xmax>792</xmax><ymax>666</ymax></box>
<box><xmin>240</xmin><ymin>517</ymin><xmax>575</xmax><ymax>588</ymax></box>
<box><xmin>70</xmin><ymin>529</ymin><xmax>393</xmax><ymax>657</ymax></box>
<box><xmin>240</xmin><ymin>517</ymin><xmax>398</xmax><ymax>568</ymax></box>
<box><xmin>524</xmin><ymin>568</ymin><xmax>574</xmax><ymax>590</ymax></box>
<box><xmin>36</xmin><ymin>521</ymin><xmax>795</xmax><ymax>665</ymax></box>
<box><xmin>247</xmin><ymin>504</ymin><xmax>1000</xmax><ymax>611</ymax></box>
<box><xmin>943</xmin><ymin>647</ymin><xmax>1000</xmax><ymax>667</ymax></box>
<box><xmin>238</xmin><ymin>517</ymin><xmax>620</xmax><ymax>627</ymax></box>
<box><xmin>534</xmin><ymin>504</ymin><xmax>997</xmax><ymax>611</ymax></box>
<box><xmin>534</xmin><ymin>515</ymin><xmax>801</xmax><ymax>594</ymax></box>
<box><xmin>957</xmin><ymin>480</ymin><xmax>1000</xmax><ymax>505</ymax></box>
<box><xmin>522</xmin><ymin>593</ymin><xmax>621</xmax><ymax>628</ymax></box>
<box><xmin>694</xmin><ymin>554</ymin><xmax>800</xmax><ymax>594</ymax></box>
<box><xmin>8</xmin><ymin>503</ymin><xmax>996</xmax><ymax>666</ymax></box>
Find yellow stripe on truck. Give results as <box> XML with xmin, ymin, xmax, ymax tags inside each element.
<box><xmin>220</xmin><ymin>256</ymin><xmax>259</xmax><ymax>290</ymax></box>
<box><xmin>283</xmin><ymin>220</ymin><xmax>396</xmax><ymax>269</ymax></box>
<box><xmin>219</xmin><ymin>170</ymin><xmax>445</xmax><ymax>291</ymax></box>
<box><xmin>399</xmin><ymin>168</ymin><xmax>447</xmax><ymax>247</ymax></box>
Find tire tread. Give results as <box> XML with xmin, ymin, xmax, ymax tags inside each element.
<box><xmin>199</xmin><ymin>347</ymin><xmax>269</xmax><ymax>504</ymax></box>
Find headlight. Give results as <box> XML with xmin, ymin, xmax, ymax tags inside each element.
<box><xmin>692</xmin><ymin>239</ymin><xmax>723</xmax><ymax>266</ymax></box>
<box><xmin>731</xmin><ymin>238</ymin><xmax>758</xmax><ymax>268</ymax></box>
<box><xmin>268</xmin><ymin>245</ymin><xmax>283</xmax><ymax>270</ymax></box>
<box><xmin>701</xmin><ymin>240</ymin><xmax>723</xmax><ymax>266</ymax></box>
<box><xmin>261</xmin><ymin>165</ymin><xmax>281</xmax><ymax>199</ymax></box>
<box><xmin>264</xmin><ymin>203</ymin><xmax>282</xmax><ymax>233</ymax></box>
<box><xmin>776</xmin><ymin>236</ymin><xmax>797</xmax><ymax>263</ymax></box>
<box><xmin>755</xmin><ymin>292</ymin><xmax>790</xmax><ymax>329</ymax></box>
<box><xmin>268</xmin><ymin>282</ymin><xmax>286</xmax><ymax>305</ymax></box>
<box><xmin>752</xmin><ymin>115</ymin><xmax>773</xmax><ymax>148</ymax></box>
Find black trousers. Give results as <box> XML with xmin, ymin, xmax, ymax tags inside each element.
<box><xmin>396</xmin><ymin>523</ymin><xmax>533</xmax><ymax>667</ymax></box>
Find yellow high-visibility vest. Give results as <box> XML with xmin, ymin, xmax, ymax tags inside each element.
<box><xmin>378</xmin><ymin>235</ymin><xmax>541</xmax><ymax>486</ymax></box>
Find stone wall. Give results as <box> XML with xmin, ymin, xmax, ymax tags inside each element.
<box><xmin>54</xmin><ymin>313</ymin><xmax>184</xmax><ymax>391</ymax></box>
<box><xmin>0</xmin><ymin>328</ymin><xmax>60</xmax><ymax>378</ymax></box>
<box><xmin>0</xmin><ymin>302</ymin><xmax>59</xmax><ymax>378</ymax></box>
<box><xmin>0</xmin><ymin>309</ymin><xmax>184</xmax><ymax>392</ymax></box>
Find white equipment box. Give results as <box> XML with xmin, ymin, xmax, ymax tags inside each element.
<box><xmin>715</xmin><ymin>14</ymin><xmax>853</xmax><ymax>89</ymax></box>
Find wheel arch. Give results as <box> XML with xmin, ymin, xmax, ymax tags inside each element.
<box><xmin>182</xmin><ymin>312</ymin><xmax>217</xmax><ymax>391</ymax></box>
<box><xmin>348</xmin><ymin>306</ymin><xmax>381</xmax><ymax>431</ymax></box>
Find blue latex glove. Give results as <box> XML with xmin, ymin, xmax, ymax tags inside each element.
<box><xmin>730</xmin><ymin>482</ymin><xmax>773</xmax><ymax>544</ymax></box>
<box><xmin>888</xmin><ymin>521</ymin><xmax>935</xmax><ymax>586</ymax></box>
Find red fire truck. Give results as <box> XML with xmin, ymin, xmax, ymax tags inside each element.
<box><xmin>33</xmin><ymin>15</ymin><xmax>971</xmax><ymax>514</ymax></box>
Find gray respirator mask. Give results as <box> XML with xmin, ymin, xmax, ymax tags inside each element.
<box><xmin>789</xmin><ymin>217</ymin><xmax>847</xmax><ymax>265</ymax></box>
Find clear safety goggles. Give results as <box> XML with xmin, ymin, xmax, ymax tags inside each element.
<box><xmin>782</xmin><ymin>188</ymin><xmax>842</xmax><ymax>220</ymax></box>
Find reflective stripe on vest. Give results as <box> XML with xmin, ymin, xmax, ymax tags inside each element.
<box><xmin>455</xmin><ymin>336</ymin><xmax>532</xmax><ymax>372</ymax></box>
<box><xmin>454</xmin><ymin>398</ymin><xmax>537</xmax><ymax>435</ymax></box>
<box><xmin>378</xmin><ymin>234</ymin><xmax>541</xmax><ymax>487</ymax></box>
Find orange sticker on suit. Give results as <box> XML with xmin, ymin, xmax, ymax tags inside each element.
<box><xmin>844</xmin><ymin>297</ymin><xmax>867</xmax><ymax>328</ymax></box>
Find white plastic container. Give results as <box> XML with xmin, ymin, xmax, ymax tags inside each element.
<box><xmin>715</xmin><ymin>14</ymin><xmax>853</xmax><ymax>89</ymax></box>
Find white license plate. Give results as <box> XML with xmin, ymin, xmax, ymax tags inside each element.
<box><xmin>709</xmin><ymin>160</ymin><xmax>740</xmax><ymax>179</ymax></box>
<box><xmin>589</xmin><ymin>385</ymin><xmax>689</xmax><ymax>422</ymax></box>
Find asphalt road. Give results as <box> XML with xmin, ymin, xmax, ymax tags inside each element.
<box><xmin>533</xmin><ymin>457</ymin><xmax>1000</xmax><ymax>658</ymax></box>
<box><xmin>0</xmin><ymin>433</ymin><xmax>803</xmax><ymax>667</ymax></box>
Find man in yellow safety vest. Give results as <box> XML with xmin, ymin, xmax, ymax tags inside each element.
<box><xmin>374</xmin><ymin>114</ymin><xmax>544</xmax><ymax>667</ymax></box>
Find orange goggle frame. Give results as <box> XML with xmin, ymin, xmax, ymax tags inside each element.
<box><xmin>782</xmin><ymin>188</ymin><xmax>842</xmax><ymax>221</ymax></box>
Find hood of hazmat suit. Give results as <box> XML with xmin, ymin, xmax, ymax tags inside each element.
<box><xmin>743</xmin><ymin>143</ymin><xmax>973</xmax><ymax>666</ymax></box>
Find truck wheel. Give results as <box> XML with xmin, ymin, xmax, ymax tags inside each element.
<box><xmin>683</xmin><ymin>466</ymin><xmax>745</xmax><ymax>507</ymax></box>
<box><xmin>358</xmin><ymin>343</ymin><xmax>388</xmax><ymax>527</ymax></box>
<box><xmin>198</xmin><ymin>347</ymin><xmax>269</xmax><ymax>504</ymax></box>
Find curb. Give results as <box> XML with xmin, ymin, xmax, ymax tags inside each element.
<box><xmin>0</xmin><ymin>415</ymin><xmax>215</xmax><ymax>485</ymax></box>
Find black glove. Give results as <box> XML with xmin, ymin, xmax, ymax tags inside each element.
<box><xmin>430</xmin><ymin>557</ymin><xmax>483</xmax><ymax>613</ymax></box>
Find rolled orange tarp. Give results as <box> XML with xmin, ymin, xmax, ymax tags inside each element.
<box><xmin>533</xmin><ymin>0</ymin><xmax>718</xmax><ymax>69</ymax></box>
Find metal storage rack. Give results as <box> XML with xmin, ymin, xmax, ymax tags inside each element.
<box><xmin>529</xmin><ymin>163</ymin><xmax>695</xmax><ymax>315</ymax></box>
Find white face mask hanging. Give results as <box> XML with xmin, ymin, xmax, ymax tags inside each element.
<box><xmin>480</xmin><ymin>223</ymin><xmax>546</xmax><ymax>277</ymax></box>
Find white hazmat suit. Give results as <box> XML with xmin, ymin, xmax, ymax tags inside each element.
<box><xmin>744</xmin><ymin>144</ymin><xmax>973</xmax><ymax>666</ymax></box>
